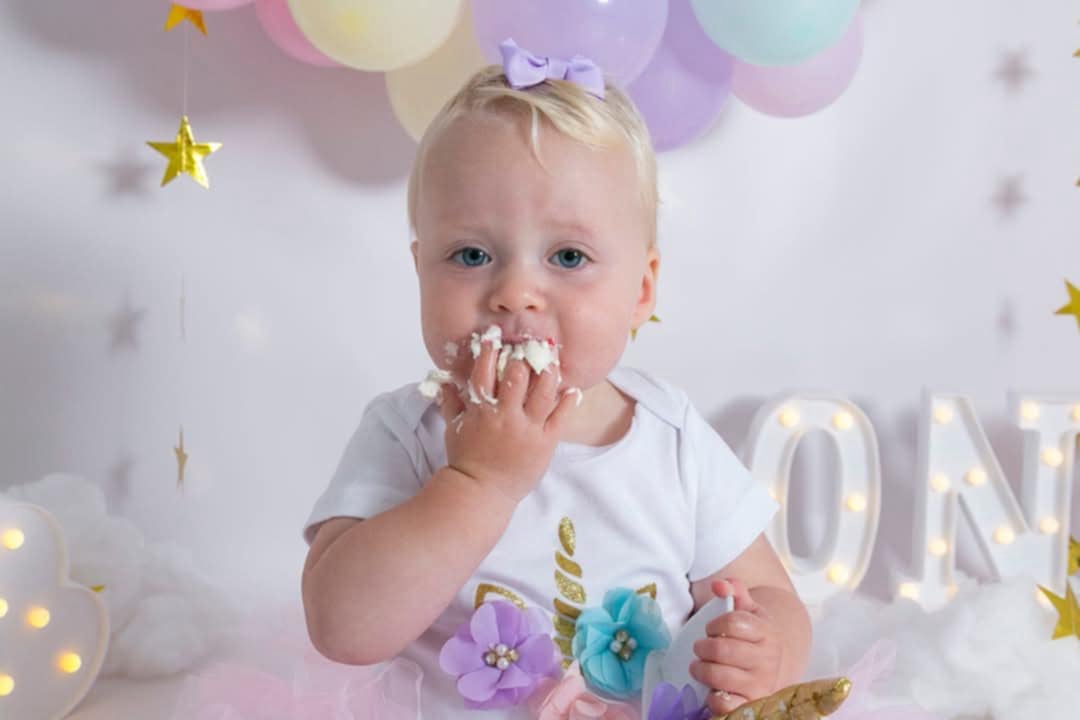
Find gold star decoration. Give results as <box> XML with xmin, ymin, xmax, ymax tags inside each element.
<box><xmin>165</xmin><ymin>4</ymin><xmax>207</xmax><ymax>35</ymax></box>
<box><xmin>174</xmin><ymin>426</ymin><xmax>189</xmax><ymax>489</ymax></box>
<box><xmin>630</xmin><ymin>314</ymin><xmax>661</xmax><ymax>341</ymax></box>
<box><xmin>1038</xmin><ymin>583</ymin><xmax>1080</xmax><ymax>640</ymax></box>
<box><xmin>147</xmin><ymin>116</ymin><xmax>221</xmax><ymax>189</ymax></box>
<box><xmin>1054</xmin><ymin>279</ymin><xmax>1080</xmax><ymax>330</ymax></box>
<box><xmin>90</xmin><ymin>585</ymin><xmax>106</xmax><ymax>593</ymax></box>
<box><xmin>1069</xmin><ymin>536</ymin><xmax>1080</xmax><ymax>576</ymax></box>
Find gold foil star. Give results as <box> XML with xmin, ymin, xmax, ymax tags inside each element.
<box><xmin>630</xmin><ymin>314</ymin><xmax>661</xmax><ymax>341</ymax></box>
<box><xmin>1069</xmin><ymin>536</ymin><xmax>1080</xmax><ymax>576</ymax></box>
<box><xmin>174</xmin><ymin>426</ymin><xmax>189</xmax><ymax>489</ymax></box>
<box><xmin>1038</xmin><ymin>584</ymin><xmax>1080</xmax><ymax>640</ymax></box>
<box><xmin>147</xmin><ymin>116</ymin><xmax>222</xmax><ymax>189</ymax></box>
<box><xmin>1054</xmin><ymin>280</ymin><xmax>1080</xmax><ymax>329</ymax></box>
<box><xmin>165</xmin><ymin>5</ymin><xmax>207</xmax><ymax>35</ymax></box>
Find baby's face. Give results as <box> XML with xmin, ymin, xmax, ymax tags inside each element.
<box><xmin>412</xmin><ymin>111</ymin><xmax>658</xmax><ymax>393</ymax></box>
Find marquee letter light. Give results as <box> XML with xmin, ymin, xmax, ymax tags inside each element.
<box><xmin>0</xmin><ymin>500</ymin><xmax>109</xmax><ymax>720</ymax></box>
<box><xmin>897</xmin><ymin>393</ymin><xmax>1080</xmax><ymax>610</ymax></box>
<box><xmin>743</xmin><ymin>395</ymin><xmax>882</xmax><ymax>606</ymax></box>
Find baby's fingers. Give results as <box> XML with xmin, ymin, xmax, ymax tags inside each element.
<box><xmin>523</xmin><ymin>366</ymin><xmax>558</xmax><ymax>420</ymax></box>
<box><xmin>543</xmin><ymin>386</ymin><xmax>582</xmax><ymax>434</ymax></box>
<box><xmin>438</xmin><ymin>382</ymin><xmax>465</xmax><ymax>427</ymax></box>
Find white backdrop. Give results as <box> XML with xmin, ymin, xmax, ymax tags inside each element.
<box><xmin>2</xmin><ymin>0</ymin><xmax>1079</xmax><ymax>609</ymax></box>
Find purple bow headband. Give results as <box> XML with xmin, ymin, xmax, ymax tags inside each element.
<box><xmin>499</xmin><ymin>38</ymin><xmax>606</xmax><ymax>100</ymax></box>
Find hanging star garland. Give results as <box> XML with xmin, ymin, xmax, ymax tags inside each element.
<box><xmin>164</xmin><ymin>4</ymin><xmax>207</xmax><ymax>35</ymax></box>
<box><xmin>1054</xmin><ymin>279</ymin><xmax>1080</xmax><ymax>330</ymax></box>
<box><xmin>1069</xmin><ymin>536</ymin><xmax>1080</xmax><ymax>576</ymax></box>
<box><xmin>147</xmin><ymin>116</ymin><xmax>221</xmax><ymax>189</ymax></box>
<box><xmin>174</xmin><ymin>426</ymin><xmax>189</xmax><ymax>489</ymax></box>
<box><xmin>1038</xmin><ymin>584</ymin><xmax>1080</xmax><ymax>640</ymax></box>
<box><xmin>630</xmin><ymin>314</ymin><xmax>661</xmax><ymax>341</ymax></box>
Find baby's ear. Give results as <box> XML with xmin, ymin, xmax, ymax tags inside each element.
<box><xmin>632</xmin><ymin>246</ymin><xmax>660</xmax><ymax>325</ymax></box>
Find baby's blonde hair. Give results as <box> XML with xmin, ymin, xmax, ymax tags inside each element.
<box><xmin>407</xmin><ymin>64</ymin><xmax>659</xmax><ymax>245</ymax></box>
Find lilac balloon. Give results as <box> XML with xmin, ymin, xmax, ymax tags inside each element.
<box><xmin>471</xmin><ymin>0</ymin><xmax>669</xmax><ymax>86</ymax></box>
<box><xmin>172</xmin><ymin>0</ymin><xmax>253</xmax><ymax>10</ymax></box>
<box><xmin>255</xmin><ymin>0</ymin><xmax>338</xmax><ymax>67</ymax></box>
<box><xmin>628</xmin><ymin>0</ymin><xmax>734</xmax><ymax>151</ymax></box>
<box><xmin>732</xmin><ymin>15</ymin><xmax>863</xmax><ymax>118</ymax></box>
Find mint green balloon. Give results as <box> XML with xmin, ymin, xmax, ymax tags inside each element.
<box><xmin>690</xmin><ymin>0</ymin><xmax>860</xmax><ymax>66</ymax></box>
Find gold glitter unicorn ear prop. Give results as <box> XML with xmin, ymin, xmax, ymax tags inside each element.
<box><xmin>713</xmin><ymin>677</ymin><xmax>852</xmax><ymax>720</ymax></box>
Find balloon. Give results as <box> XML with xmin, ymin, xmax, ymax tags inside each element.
<box><xmin>732</xmin><ymin>16</ymin><xmax>862</xmax><ymax>118</ymax></box>
<box><xmin>255</xmin><ymin>0</ymin><xmax>338</xmax><ymax>67</ymax></box>
<box><xmin>689</xmin><ymin>0</ymin><xmax>860</xmax><ymax>67</ymax></box>
<box><xmin>628</xmin><ymin>0</ymin><xmax>734</xmax><ymax>151</ymax></box>
<box><xmin>471</xmin><ymin>0</ymin><xmax>669</xmax><ymax>86</ymax></box>
<box><xmin>173</xmin><ymin>0</ymin><xmax>253</xmax><ymax>10</ymax></box>
<box><xmin>386</xmin><ymin>7</ymin><xmax>487</xmax><ymax>142</ymax></box>
<box><xmin>286</xmin><ymin>0</ymin><xmax>463</xmax><ymax>71</ymax></box>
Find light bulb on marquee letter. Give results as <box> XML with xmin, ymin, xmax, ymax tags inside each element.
<box><xmin>895</xmin><ymin>392</ymin><xmax>1080</xmax><ymax>610</ymax></box>
<box><xmin>743</xmin><ymin>395</ymin><xmax>881</xmax><ymax>606</ymax></box>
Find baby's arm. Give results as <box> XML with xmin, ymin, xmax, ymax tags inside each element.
<box><xmin>302</xmin><ymin>339</ymin><xmax>578</xmax><ymax>666</ymax></box>
<box><xmin>687</xmin><ymin>534</ymin><xmax>811</xmax><ymax>713</ymax></box>
<box><xmin>303</xmin><ymin>464</ymin><xmax>517</xmax><ymax>665</ymax></box>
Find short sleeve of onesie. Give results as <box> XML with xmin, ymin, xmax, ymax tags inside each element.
<box><xmin>302</xmin><ymin>392</ymin><xmax>424</xmax><ymax>545</ymax></box>
<box><xmin>681</xmin><ymin>402</ymin><xmax>779</xmax><ymax>581</ymax></box>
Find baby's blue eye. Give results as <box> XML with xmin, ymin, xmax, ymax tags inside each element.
<box><xmin>451</xmin><ymin>247</ymin><xmax>490</xmax><ymax>267</ymax></box>
<box><xmin>550</xmin><ymin>248</ymin><xmax>587</xmax><ymax>269</ymax></box>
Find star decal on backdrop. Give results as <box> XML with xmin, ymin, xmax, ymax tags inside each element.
<box><xmin>995</xmin><ymin>50</ymin><xmax>1034</xmax><ymax>93</ymax></box>
<box><xmin>107</xmin><ymin>298</ymin><xmax>145</xmax><ymax>352</ymax></box>
<box><xmin>991</xmin><ymin>175</ymin><xmax>1027</xmax><ymax>219</ymax></box>
<box><xmin>1069</xmin><ymin>536</ymin><xmax>1080</xmax><ymax>576</ymax></box>
<box><xmin>1038</xmin><ymin>583</ymin><xmax>1080</xmax><ymax>641</ymax></box>
<box><xmin>630</xmin><ymin>314</ymin><xmax>661</xmax><ymax>341</ymax></box>
<box><xmin>147</xmin><ymin>116</ymin><xmax>222</xmax><ymax>189</ymax></box>
<box><xmin>1053</xmin><ymin>279</ymin><xmax>1080</xmax><ymax>330</ymax></box>
<box><xmin>164</xmin><ymin>5</ymin><xmax>207</xmax><ymax>35</ymax></box>
<box><xmin>174</xmin><ymin>427</ymin><xmax>189</xmax><ymax>489</ymax></box>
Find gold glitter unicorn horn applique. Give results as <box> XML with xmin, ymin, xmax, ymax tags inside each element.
<box><xmin>552</xmin><ymin>516</ymin><xmax>586</xmax><ymax>668</ymax></box>
<box><xmin>714</xmin><ymin>677</ymin><xmax>852</xmax><ymax>720</ymax></box>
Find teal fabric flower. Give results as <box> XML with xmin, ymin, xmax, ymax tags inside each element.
<box><xmin>571</xmin><ymin>587</ymin><xmax>671</xmax><ymax>698</ymax></box>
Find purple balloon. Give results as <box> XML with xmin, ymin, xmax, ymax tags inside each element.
<box><xmin>732</xmin><ymin>15</ymin><xmax>863</xmax><ymax>118</ymax></box>
<box><xmin>173</xmin><ymin>0</ymin><xmax>253</xmax><ymax>10</ymax></box>
<box><xmin>628</xmin><ymin>0</ymin><xmax>734</xmax><ymax>151</ymax></box>
<box><xmin>255</xmin><ymin>0</ymin><xmax>338</xmax><ymax>67</ymax></box>
<box><xmin>471</xmin><ymin>0</ymin><xmax>669</xmax><ymax>86</ymax></box>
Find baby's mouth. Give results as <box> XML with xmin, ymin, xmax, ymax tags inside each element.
<box><xmin>465</xmin><ymin>325</ymin><xmax>561</xmax><ymax>378</ymax></box>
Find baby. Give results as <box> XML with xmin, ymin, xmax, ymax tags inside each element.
<box><xmin>301</xmin><ymin>42</ymin><xmax>810</xmax><ymax>719</ymax></box>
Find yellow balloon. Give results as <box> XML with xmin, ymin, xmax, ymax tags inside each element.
<box><xmin>386</xmin><ymin>2</ymin><xmax>487</xmax><ymax>142</ymax></box>
<box><xmin>286</xmin><ymin>0</ymin><xmax>463</xmax><ymax>71</ymax></box>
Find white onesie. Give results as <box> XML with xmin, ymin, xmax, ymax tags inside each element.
<box><xmin>303</xmin><ymin>366</ymin><xmax>778</xmax><ymax>718</ymax></box>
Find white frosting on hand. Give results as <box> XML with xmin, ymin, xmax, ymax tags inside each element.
<box><xmin>418</xmin><ymin>368</ymin><xmax>453</xmax><ymax>400</ymax></box>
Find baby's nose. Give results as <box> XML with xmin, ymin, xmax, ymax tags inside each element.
<box><xmin>488</xmin><ymin>267</ymin><xmax>544</xmax><ymax>314</ymax></box>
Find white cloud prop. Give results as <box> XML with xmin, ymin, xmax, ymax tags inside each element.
<box><xmin>3</xmin><ymin>474</ymin><xmax>237</xmax><ymax>678</ymax></box>
<box><xmin>807</xmin><ymin>576</ymin><xmax>1080</xmax><ymax>718</ymax></box>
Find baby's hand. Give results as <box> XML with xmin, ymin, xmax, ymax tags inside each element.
<box><xmin>438</xmin><ymin>335</ymin><xmax>578</xmax><ymax>504</ymax></box>
<box><xmin>690</xmin><ymin>578</ymin><xmax>783</xmax><ymax>715</ymax></box>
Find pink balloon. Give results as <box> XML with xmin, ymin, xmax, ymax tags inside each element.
<box><xmin>255</xmin><ymin>0</ymin><xmax>338</xmax><ymax>67</ymax></box>
<box><xmin>172</xmin><ymin>0</ymin><xmax>253</xmax><ymax>10</ymax></box>
<box><xmin>732</xmin><ymin>15</ymin><xmax>862</xmax><ymax>118</ymax></box>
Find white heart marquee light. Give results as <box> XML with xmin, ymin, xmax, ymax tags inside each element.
<box><xmin>745</xmin><ymin>391</ymin><xmax>1080</xmax><ymax>610</ymax></box>
<box><xmin>0</xmin><ymin>500</ymin><xmax>109</xmax><ymax>720</ymax></box>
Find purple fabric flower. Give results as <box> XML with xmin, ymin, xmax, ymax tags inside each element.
<box><xmin>438</xmin><ymin>600</ymin><xmax>559</xmax><ymax>710</ymax></box>
<box><xmin>647</xmin><ymin>682</ymin><xmax>711</xmax><ymax>720</ymax></box>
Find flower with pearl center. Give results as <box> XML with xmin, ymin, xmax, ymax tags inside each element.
<box><xmin>439</xmin><ymin>600</ymin><xmax>559</xmax><ymax>709</ymax></box>
<box><xmin>571</xmin><ymin>588</ymin><xmax>671</xmax><ymax>698</ymax></box>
